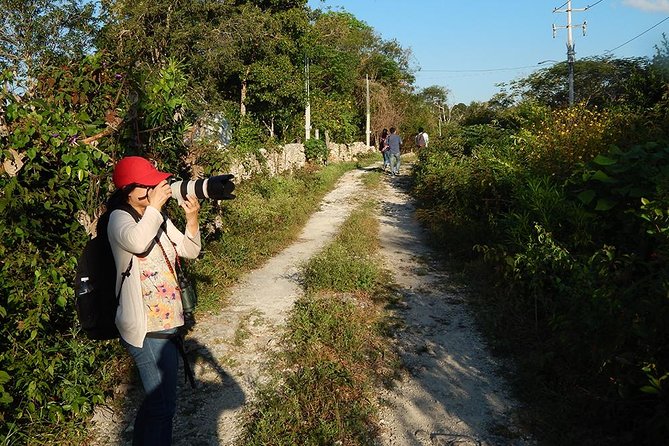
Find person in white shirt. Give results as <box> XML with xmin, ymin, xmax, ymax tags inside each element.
<box><xmin>415</xmin><ymin>127</ymin><xmax>429</xmax><ymax>149</ymax></box>
<box><xmin>106</xmin><ymin>156</ymin><xmax>201</xmax><ymax>446</ymax></box>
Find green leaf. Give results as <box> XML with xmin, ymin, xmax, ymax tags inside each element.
<box><xmin>594</xmin><ymin>198</ymin><xmax>616</xmax><ymax>211</ymax></box>
<box><xmin>0</xmin><ymin>392</ymin><xmax>13</xmax><ymax>405</ymax></box>
<box><xmin>577</xmin><ymin>189</ymin><xmax>596</xmax><ymax>205</ymax></box>
<box><xmin>593</xmin><ymin>154</ymin><xmax>617</xmax><ymax>166</ymax></box>
<box><xmin>640</xmin><ymin>385</ymin><xmax>659</xmax><ymax>394</ymax></box>
<box><xmin>0</xmin><ymin>371</ymin><xmax>10</xmax><ymax>384</ymax></box>
<box><xmin>591</xmin><ymin>170</ymin><xmax>614</xmax><ymax>183</ymax></box>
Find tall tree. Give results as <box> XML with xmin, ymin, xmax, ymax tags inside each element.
<box><xmin>100</xmin><ymin>0</ymin><xmax>309</xmax><ymax>140</ymax></box>
<box><xmin>0</xmin><ymin>0</ymin><xmax>99</xmax><ymax>90</ymax></box>
<box><xmin>306</xmin><ymin>10</ymin><xmax>414</xmax><ymax>141</ymax></box>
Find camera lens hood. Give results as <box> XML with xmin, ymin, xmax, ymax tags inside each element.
<box><xmin>170</xmin><ymin>174</ymin><xmax>236</xmax><ymax>203</ymax></box>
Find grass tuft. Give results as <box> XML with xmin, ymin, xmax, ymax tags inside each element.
<box><xmin>302</xmin><ymin>201</ymin><xmax>381</xmax><ymax>293</ymax></box>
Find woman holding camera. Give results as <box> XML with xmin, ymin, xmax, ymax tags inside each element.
<box><xmin>106</xmin><ymin>156</ymin><xmax>201</xmax><ymax>445</ymax></box>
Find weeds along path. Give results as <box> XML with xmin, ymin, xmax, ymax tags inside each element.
<box><xmin>376</xmin><ymin>168</ymin><xmax>534</xmax><ymax>446</ymax></box>
<box><xmin>90</xmin><ymin>167</ymin><xmax>370</xmax><ymax>445</ymax></box>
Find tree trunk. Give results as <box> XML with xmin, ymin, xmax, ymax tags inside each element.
<box><xmin>240</xmin><ymin>67</ymin><xmax>250</xmax><ymax>116</ymax></box>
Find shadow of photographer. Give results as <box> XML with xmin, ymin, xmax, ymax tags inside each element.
<box><xmin>171</xmin><ymin>336</ymin><xmax>246</xmax><ymax>446</ymax></box>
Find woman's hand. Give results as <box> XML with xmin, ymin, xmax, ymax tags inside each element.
<box><xmin>147</xmin><ymin>180</ymin><xmax>172</xmax><ymax>211</ymax></box>
<box><xmin>181</xmin><ymin>194</ymin><xmax>200</xmax><ymax>235</ymax></box>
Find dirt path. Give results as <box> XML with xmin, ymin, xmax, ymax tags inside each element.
<box><xmin>376</xmin><ymin>173</ymin><xmax>534</xmax><ymax>446</ymax></box>
<box><xmin>91</xmin><ymin>162</ymin><xmax>533</xmax><ymax>446</ymax></box>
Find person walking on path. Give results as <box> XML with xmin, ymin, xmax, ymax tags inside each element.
<box><xmin>386</xmin><ymin>127</ymin><xmax>402</xmax><ymax>175</ymax></box>
<box><xmin>379</xmin><ymin>128</ymin><xmax>391</xmax><ymax>171</ymax></box>
<box><xmin>415</xmin><ymin>127</ymin><xmax>429</xmax><ymax>150</ymax></box>
<box><xmin>106</xmin><ymin>156</ymin><xmax>202</xmax><ymax>446</ymax></box>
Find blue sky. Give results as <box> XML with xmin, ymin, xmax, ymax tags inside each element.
<box><xmin>307</xmin><ymin>0</ymin><xmax>669</xmax><ymax>105</ymax></box>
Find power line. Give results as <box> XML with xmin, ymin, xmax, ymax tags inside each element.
<box><xmin>605</xmin><ymin>16</ymin><xmax>669</xmax><ymax>54</ymax></box>
<box><xmin>554</xmin><ymin>1</ymin><xmax>569</xmax><ymax>11</ymax></box>
<box><xmin>418</xmin><ymin>65</ymin><xmax>541</xmax><ymax>73</ymax></box>
<box><xmin>584</xmin><ymin>0</ymin><xmax>606</xmax><ymax>9</ymax></box>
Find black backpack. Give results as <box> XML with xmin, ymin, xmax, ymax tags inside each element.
<box><xmin>75</xmin><ymin>208</ymin><xmax>135</xmax><ymax>340</ymax></box>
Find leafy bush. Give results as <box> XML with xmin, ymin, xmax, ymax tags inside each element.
<box><xmin>0</xmin><ymin>52</ymin><xmax>205</xmax><ymax>443</ymax></box>
<box><xmin>0</xmin><ymin>54</ymin><xmax>130</xmax><ymax>443</ymax></box>
<box><xmin>517</xmin><ymin>104</ymin><xmax>613</xmax><ymax>177</ymax></box>
<box><xmin>412</xmin><ymin>130</ymin><xmax>522</xmax><ymax>252</ymax></box>
<box><xmin>304</xmin><ymin>138</ymin><xmax>329</xmax><ymax>163</ymax></box>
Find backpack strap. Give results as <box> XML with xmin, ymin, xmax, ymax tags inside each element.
<box><xmin>115</xmin><ymin>205</ymin><xmax>141</xmax><ymax>297</ymax></box>
<box><xmin>117</xmin><ymin>258</ymin><xmax>133</xmax><ymax>299</ymax></box>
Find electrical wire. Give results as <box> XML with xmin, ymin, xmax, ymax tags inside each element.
<box><xmin>605</xmin><ymin>16</ymin><xmax>669</xmax><ymax>53</ymax></box>
<box><xmin>554</xmin><ymin>0</ymin><xmax>569</xmax><ymax>12</ymax></box>
<box><xmin>584</xmin><ymin>0</ymin><xmax>606</xmax><ymax>10</ymax></box>
<box><xmin>418</xmin><ymin>65</ymin><xmax>544</xmax><ymax>73</ymax></box>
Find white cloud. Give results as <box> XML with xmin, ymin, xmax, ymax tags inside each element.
<box><xmin>623</xmin><ymin>0</ymin><xmax>669</xmax><ymax>12</ymax></box>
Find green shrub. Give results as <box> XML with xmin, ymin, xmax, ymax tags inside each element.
<box><xmin>304</xmin><ymin>138</ymin><xmax>329</xmax><ymax>163</ymax></box>
<box><xmin>517</xmin><ymin>104</ymin><xmax>613</xmax><ymax>177</ymax></box>
<box><xmin>0</xmin><ymin>52</ymin><xmax>201</xmax><ymax>443</ymax></box>
<box><xmin>412</xmin><ymin>136</ymin><xmax>522</xmax><ymax>253</ymax></box>
<box><xmin>0</xmin><ymin>54</ymin><xmax>130</xmax><ymax>444</ymax></box>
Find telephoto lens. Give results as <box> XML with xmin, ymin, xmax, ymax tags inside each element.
<box><xmin>170</xmin><ymin>174</ymin><xmax>236</xmax><ymax>204</ymax></box>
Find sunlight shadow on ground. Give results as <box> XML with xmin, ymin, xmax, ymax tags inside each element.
<box><xmin>377</xmin><ymin>174</ymin><xmax>532</xmax><ymax>446</ymax></box>
<box><xmin>173</xmin><ymin>338</ymin><xmax>246</xmax><ymax>446</ymax></box>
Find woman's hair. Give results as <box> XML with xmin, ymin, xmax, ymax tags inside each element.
<box><xmin>95</xmin><ymin>186</ymin><xmax>137</xmax><ymax>236</ymax></box>
<box><xmin>106</xmin><ymin>186</ymin><xmax>134</xmax><ymax>211</ymax></box>
<box><xmin>381</xmin><ymin>128</ymin><xmax>388</xmax><ymax>138</ymax></box>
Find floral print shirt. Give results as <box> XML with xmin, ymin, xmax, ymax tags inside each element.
<box><xmin>138</xmin><ymin>240</ymin><xmax>184</xmax><ymax>332</ymax></box>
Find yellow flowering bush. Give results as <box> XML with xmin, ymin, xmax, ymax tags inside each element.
<box><xmin>520</xmin><ymin>104</ymin><xmax>612</xmax><ymax>176</ymax></box>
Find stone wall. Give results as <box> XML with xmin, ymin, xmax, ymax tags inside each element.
<box><xmin>227</xmin><ymin>141</ymin><xmax>374</xmax><ymax>180</ymax></box>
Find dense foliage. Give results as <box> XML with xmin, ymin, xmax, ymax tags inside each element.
<box><xmin>0</xmin><ymin>54</ymin><xmax>127</xmax><ymax>443</ymax></box>
<box><xmin>412</xmin><ymin>47</ymin><xmax>669</xmax><ymax>444</ymax></box>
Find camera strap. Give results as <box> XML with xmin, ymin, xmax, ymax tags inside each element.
<box><xmin>155</xmin><ymin>237</ymin><xmax>179</xmax><ymax>284</ymax></box>
<box><xmin>153</xmin><ymin>237</ymin><xmax>196</xmax><ymax>389</ymax></box>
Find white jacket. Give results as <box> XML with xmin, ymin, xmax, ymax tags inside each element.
<box><xmin>108</xmin><ymin>205</ymin><xmax>201</xmax><ymax>347</ymax></box>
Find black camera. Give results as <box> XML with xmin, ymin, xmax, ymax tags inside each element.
<box><xmin>170</xmin><ymin>174</ymin><xmax>236</xmax><ymax>204</ymax></box>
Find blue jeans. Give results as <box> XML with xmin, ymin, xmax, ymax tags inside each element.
<box><xmin>390</xmin><ymin>152</ymin><xmax>401</xmax><ymax>174</ymax></box>
<box><xmin>121</xmin><ymin>329</ymin><xmax>178</xmax><ymax>446</ymax></box>
<box><xmin>382</xmin><ymin>150</ymin><xmax>391</xmax><ymax>168</ymax></box>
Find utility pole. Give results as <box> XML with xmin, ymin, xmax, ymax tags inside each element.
<box><xmin>305</xmin><ymin>57</ymin><xmax>311</xmax><ymax>141</ymax></box>
<box><xmin>436</xmin><ymin>103</ymin><xmax>444</xmax><ymax>137</ymax></box>
<box><xmin>552</xmin><ymin>0</ymin><xmax>587</xmax><ymax>106</ymax></box>
<box><xmin>365</xmin><ymin>74</ymin><xmax>370</xmax><ymax>147</ymax></box>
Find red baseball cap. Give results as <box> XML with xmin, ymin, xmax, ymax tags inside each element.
<box><xmin>112</xmin><ymin>156</ymin><xmax>172</xmax><ymax>189</ymax></box>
